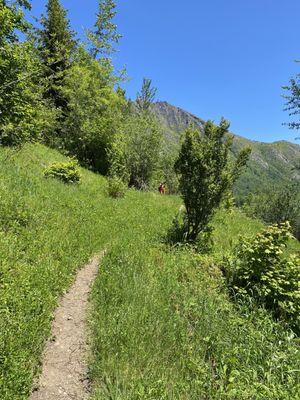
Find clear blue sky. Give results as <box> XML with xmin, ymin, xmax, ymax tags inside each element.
<box><xmin>29</xmin><ymin>0</ymin><xmax>300</xmax><ymax>143</ymax></box>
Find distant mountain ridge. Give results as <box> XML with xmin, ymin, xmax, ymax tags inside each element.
<box><xmin>151</xmin><ymin>101</ymin><xmax>300</xmax><ymax>200</ymax></box>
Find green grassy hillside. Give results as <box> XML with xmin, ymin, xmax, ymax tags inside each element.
<box><xmin>0</xmin><ymin>144</ymin><xmax>299</xmax><ymax>399</ymax></box>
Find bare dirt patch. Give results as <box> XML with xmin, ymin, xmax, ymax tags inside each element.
<box><xmin>30</xmin><ymin>254</ymin><xmax>103</xmax><ymax>400</ymax></box>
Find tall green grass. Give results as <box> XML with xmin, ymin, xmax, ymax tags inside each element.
<box><xmin>0</xmin><ymin>144</ymin><xmax>178</xmax><ymax>399</ymax></box>
<box><xmin>90</xmin><ymin>229</ymin><xmax>300</xmax><ymax>399</ymax></box>
<box><xmin>0</xmin><ymin>143</ymin><xmax>299</xmax><ymax>399</ymax></box>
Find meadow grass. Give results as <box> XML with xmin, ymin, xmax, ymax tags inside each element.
<box><xmin>0</xmin><ymin>143</ymin><xmax>299</xmax><ymax>399</ymax></box>
<box><xmin>0</xmin><ymin>144</ymin><xmax>178</xmax><ymax>399</ymax></box>
<box><xmin>90</xmin><ymin>220</ymin><xmax>300</xmax><ymax>400</ymax></box>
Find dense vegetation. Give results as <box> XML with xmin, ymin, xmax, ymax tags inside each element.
<box><xmin>243</xmin><ymin>183</ymin><xmax>300</xmax><ymax>239</ymax></box>
<box><xmin>0</xmin><ymin>0</ymin><xmax>164</xmax><ymax>189</ymax></box>
<box><xmin>0</xmin><ymin>144</ymin><xmax>299</xmax><ymax>400</ymax></box>
<box><xmin>0</xmin><ymin>1</ymin><xmax>300</xmax><ymax>399</ymax></box>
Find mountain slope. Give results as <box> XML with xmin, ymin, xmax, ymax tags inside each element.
<box><xmin>151</xmin><ymin>101</ymin><xmax>300</xmax><ymax>200</ymax></box>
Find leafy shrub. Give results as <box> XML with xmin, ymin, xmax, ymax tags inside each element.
<box><xmin>225</xmin><ymin>222</ymin><xmax>300</xmax><ymax>332</ymax></box>
<box><xmin>107</xmin><ymin>176</ymin><xmax>127</xmax><ymax>198</ymax></box>
<box><xmin>174</xmin><ymin>119</ymin><xmax>251</xmax><ymax>243</ymax></box>
<box><xmin>123</xmin><ymin>112</ymin><xmax>162</xmax><ymax>190</ymax></box>
<box><xmin>243</xmin><ymin>183</ymin><xmax>300</xmax><ymax>240</ymax></box>
<box><xmin>0</xmin><ymin>42</ymin><xmax>58</xmax><ymax>148</ymax></box>
<box><xmin>44</xmin><ymin>160</ymin><xmax>81</xmax><ymax>184</ymax></box>
<box><xmin>60</xmin><ymin>59</ymin><xmax>126</xmax><ymax>175</ymax></box>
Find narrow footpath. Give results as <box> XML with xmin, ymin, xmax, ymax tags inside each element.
<box><xmin>30</xmin><ymin>254</ymin><xmax>103</xmax><ymax>400</ymax></box>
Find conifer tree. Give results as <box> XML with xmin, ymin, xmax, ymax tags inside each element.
<box><xmin>37</xmin><ymin>0</ymin><xmax>76</xmax><ymax>111</ymax></box>
<box><xmin>88</xmin><ymin>0</ymin><xmax>121</xmax><ymax>59</ymax></box>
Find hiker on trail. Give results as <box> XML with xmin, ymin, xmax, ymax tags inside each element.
<box><xmin>159</xmin><ymin>183</ymin><xmax>166</xmax><ymax>194</ymax></box>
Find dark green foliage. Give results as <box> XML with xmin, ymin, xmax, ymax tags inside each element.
<box><xmin>44</xmin><ymin>159</ymin><xmax>81</xmax><ymax>183</ymax></box>
<box><xmin>0</xmin><ymin>43</ymin><xmax>57</xmax><ymax>147</ymax></box>
<box><xmin>244</xmin><ymin>183</ymin><xmax>300</xmax><ymax>239</ymax></box>
<box><xmin>174</xmin><ymin>119</ymin><xmax>251</xmax><ymax>242</ymax></box>
<box><xmin>167</xmin><ymin>207</ymin><xmax>213</xmax><ymax>252</ymax></box>
<box><xmin>37</xmin><ymin>0</ymin><xmax>76</xmax><ymax>112</ymax></box>
<box><xmin>157</xmin><ymin>148</ymin><xmax>179</xmax><ymax>194</ymax></box>
<box><xmin>87</xmin><ymin>0</ymin><xmax>121</xmax><ymax>59</ymax></box>
<box><xmin>120</xmin><ymin>79</ymin><xmax>161</xmax><ymax>189</ymax></box>
<box><xmin>225</xmin><ymin>222</ymin><xmax>300</xmax><ymax>332</ymax></box>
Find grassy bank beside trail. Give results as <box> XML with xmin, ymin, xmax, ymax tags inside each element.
<box><xmin>0</xmin><ymin>144</ymin><xmax>299</xmax><ymax>399</ymax></box>
<box><xmin>0</xmin><ymin>144</ymin><xmax>178</xmax><ymax>399</ymax></box>
<box><xmin>90</xmin><ymin>228</ymin><xmax>300</xmax><ymax>399</ymax></box>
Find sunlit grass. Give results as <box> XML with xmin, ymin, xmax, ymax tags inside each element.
<box><xmin>0</xmin><ymin>143</ymin><xmax>299</xmax><ymax>399</ymax></box>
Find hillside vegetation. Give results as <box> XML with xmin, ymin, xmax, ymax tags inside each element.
<box><xmin>152</xmin><ymin>101</ymin><xmax>300</xmax><ymax>200</ymax></box>
<box><xmin>1</xmin><ymin>2</ymin><xmax>300</xmax><ymax>399</ymax></box>
<box><xmin>0</xmin><ymin>144</ymin><xmax>299</xmax><ymax>399</ymax></box>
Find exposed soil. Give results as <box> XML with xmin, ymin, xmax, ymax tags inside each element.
<box><xmin>30</xmin><ymin>254</ymin><xmax>103</xmax><ymax>400</ymax></box>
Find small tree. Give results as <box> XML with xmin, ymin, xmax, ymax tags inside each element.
<box><xmin>174</xmin><ymin>119</ymin><xmax>251</xmax><ymax>242</ymax></box>
<box><xmin>108</xmin><ymin>78</ymin><xmax>162</xmax><ymax>189</ymax></box>
<box><xmin>125</xmin><ymin>113</ymin><xmax>162</xmax><ymax>189</ymax></box>
<box><xmin>283</xmin><ymin>62</ymin><xmax>300</xmax><ymax>130</ymax></box>
<box><xmin>60</xmin><ymin>50</ymin><xmax>126</xmax><ymax>175</ymax></box>
<box><xmin>136</xmin><ymin>78</ymin><xmax>157</xmax><ymax>112</ymax></box>
<box><xmin>87</xmin><ymin>0</ymin><xmax>121</xmax><ymax>59</ymax></box>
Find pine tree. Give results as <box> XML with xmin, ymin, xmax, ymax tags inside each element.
<box><xmin>88</xmin><ymin>0</ymin><xmax>121</xmax><ymax>59</ymax></box>
<box><xmin>37</xmin><ymin>0</ymin><xmax>76</xmax><ymax>111</ymax></box>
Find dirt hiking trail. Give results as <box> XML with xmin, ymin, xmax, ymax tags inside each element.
<box><xmin>30</xmin><ymin>254</ymin><xmax>103</xmax><ymax>400</ymax></box>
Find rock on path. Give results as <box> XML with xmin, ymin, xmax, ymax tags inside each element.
<box><xmin>30</xmin><ymin>254</ymin><xmax>103</xmax><ymax>400</ymax></box>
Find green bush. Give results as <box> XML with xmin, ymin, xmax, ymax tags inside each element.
<box><xmin>225</xmin><ymin>222</ymin><xmax>300</xmax><ymax>331</ymax></box>
<box><xmin>0</xmin><ymin>41</ymin><xmax>58</xmax><ymax>148</ymax></box>
<box><xmin>243</xmin><ymin>184</ymin><xmax>300</xmax><ymax>240</ymax></box>
<box><xmin>174</xmin><ymin>119</ymin><xmax>251</xmax><ymax>243</ymax></box>
<box><xmin>107</xmin><ymin>176</ymin><xmax>127</xmax><ymax>198</ymax></box>
<box><xmin>44</xmin><ymin>160</ymin><xmax>81</xmax><ymax>184</ymax></box>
